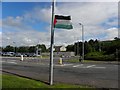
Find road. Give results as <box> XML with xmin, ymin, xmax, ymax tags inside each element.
<box><xmin>1</xmin><ymin>57</ymin><xmax>119</xmax><ymax>88</ymax></box>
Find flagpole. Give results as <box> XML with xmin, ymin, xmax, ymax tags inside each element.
<box><xmin>49</xmin><ymin>0</ymin><xmax>55</xmax><ymax>85</ymax></box>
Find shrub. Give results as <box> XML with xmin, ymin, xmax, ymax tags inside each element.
<box><xmin>85</xmin><ymin>52</ymin><xmax>115</xmax><ymax>61</ymax></box>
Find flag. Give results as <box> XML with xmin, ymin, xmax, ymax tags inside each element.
<box><xmin>54</xmin><ymin>15</ymin><xmax>73</xmax><ymax>29</ymax></box>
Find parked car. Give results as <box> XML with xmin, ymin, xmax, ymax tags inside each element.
<box><xmin>2</xmin><ymin>52</ymin><xmax>15</xmax><ymax>57</ymax></box>
<box><xmin>15</xmin><ymin>53</ymin><xmax>21</xmax><ymax>57</ymax></box>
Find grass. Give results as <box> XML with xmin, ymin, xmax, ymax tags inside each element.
<box><xmin>37</xmin><ymin>55</ymin><xmax>49</xmax><ymax>59</ymax></box>
<box><xmin>2</xmin><ymin>74</ymin><xmax>94</xmax><ymax>89</ymax></box>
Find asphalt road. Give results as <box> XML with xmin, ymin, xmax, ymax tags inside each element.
<box><xmin>1</xmin><ymin>57</ymin><xmax>119</xmax><ymax>88</ymax></box>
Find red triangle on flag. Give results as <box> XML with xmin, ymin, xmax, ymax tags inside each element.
<box><xmin>54</xmin><ymin>18</ymin><xmax>57</xmax><ymax>27</ymax></box>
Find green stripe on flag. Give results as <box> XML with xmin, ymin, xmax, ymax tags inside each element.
<box><xmin>55</xmin><ymin>24</ymin><xmax>73</xmax><ymax>29</ymax></box>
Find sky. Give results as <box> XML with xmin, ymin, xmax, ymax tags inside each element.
<box><xmin>1</xmin><ymin>1</ymin><xmax>119</xmax><ymax>47</ymax></box>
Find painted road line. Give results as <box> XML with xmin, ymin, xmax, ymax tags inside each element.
<box><xmin>63</xmin><ymin>64</ymin><xmax>73</xmax><ymax>66</ymax></box>
<box><xmin>10</xmin><ymin>60</ymin><xmax>16</xmax><ymax>62</ymax></box>
<box><xmin>0</xmin><ymin>61</ymin><xmax>5</xmax><ymax>63</ymax></box>
<box><xmin>55</xmin><ymin>64</ymin><xmax>64</xmax><ymax>66</ymax></box>
<box><xmin>7</xmin><ymin>62</ymin><xmax>17</xmax><ymax>64</ymax></box>
<box><xmin>73</xmin><ymin>64</ymin><xmax>83</xmax><ymax>67</ymax></box>
<box><xmin>94</xmin><ymin>67</ymin><xmax>106</xmax><ymax>69</ymax></box>
<box><xmin>86</xmin><ymin>65</ymin><xmax>96</xmax><ymax>68</ymax></box>
<box><xmin>55</xmin><ymin>64</ymin><xmax>73</xmax><ymax>66</ymax></box>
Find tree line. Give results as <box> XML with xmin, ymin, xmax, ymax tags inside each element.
<box><xmin>1</xmin><ymin>37</ymin><xmax>120</xmax><ymax>61</ymax></box>
<box><xmin>66</xmin><ymin>37</ymin><xmax>120</xmax><ymax>61</ymax></box>
<box><xmin>1</xmin><ymin>44</ymin><xmax>47</xmax><ymax>53</ymax></box>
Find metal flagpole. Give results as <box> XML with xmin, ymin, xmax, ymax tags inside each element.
<box><xmin>49</xmin><ymin>0</ymin><xmax>55</xmax><ymax>85</ymax></box>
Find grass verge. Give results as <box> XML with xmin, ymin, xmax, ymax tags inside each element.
<box><xmin>2</xmin><ymin>74</ymin><xmax>94</xmax><ymax>89</ymax></box>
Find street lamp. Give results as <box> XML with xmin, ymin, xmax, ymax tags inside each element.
<box><xmin>79</xmin><ymin>23</ymin><xmax>84</xmax><ymax>62</ymax></box>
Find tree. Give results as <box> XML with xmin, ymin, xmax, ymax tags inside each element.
<box><xmin>94</xmin><ymin>39</ymin><xmax>99</xmax><ymax>52</ymax></box>
<box><xmin>88</xmin><ymin>39</ymin><xmax>95</xmax><ymax>52</ymax></box>
<box><xmin>17</xmin><ymin>46</ymin><xmax>29</xmax><ymax>53</ymax></box>
<box><xmin>36</xmin><ymin>44</ymin><xmax>47</xmax><ymax>52</ymax></box>
<box><xmin>66</xmin><ymin>45</ymin><xmax>74</xmax><ymax>52</ymax></box>
<box><xmin>3</xmin><ymin>45</ymin><xmax>14</xmax><ymax>52</ymax></box>
<box><xmin>28</xmin><ymin>46</ymin><xmax>36</xmax><ymax>53</ymax></box>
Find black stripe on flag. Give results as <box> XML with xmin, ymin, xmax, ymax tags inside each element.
<box><xmin>55</xmin><ymin>15</ymin><xmax>71</xmax><ymax>20</ymax></box>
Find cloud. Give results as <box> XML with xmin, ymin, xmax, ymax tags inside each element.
<box><xmin>23</xmin><ymin>6</ymin><xmax>52</xmax><ymax>24</ymax></box>
<box><xmin>2</xmin><ymin>30</ymin><xmax>51</xmax><ymax>46</ymax></box>
<box><xmin>2</xmin><ymin>16</ymin><xmax>32</xmax><ymax>32</ymax></box>
<box><xmin>2</xmin><ymin>2</ymin><xmax>118</xmax><ymax>46</ymax></box>
<box><xmin>54</xmin><ymin>2</ymin><xmax>118</xmax><ymax>42</ymax></box>
<box><xmin>3</xmin><ymin>16</ymin><xmax>23</xmax><ymax>27</ymax></box>
<box><xmin>104</xmin><ymin>27</ymin><xmax>118</xmax><ymax>40</ymax></box>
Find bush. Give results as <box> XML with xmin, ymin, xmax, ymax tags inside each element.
<box><xmin>85</xmin><ymin>52</ymin><xmax>115</xmax><ymax>61</ymax></box>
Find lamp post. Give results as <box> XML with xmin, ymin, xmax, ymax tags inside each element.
<box><xmin>79</xmin><ymin>23</ymin><xmax>84</xmax><ymax>62</ymax></box>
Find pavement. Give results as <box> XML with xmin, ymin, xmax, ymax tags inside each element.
<box><xmin>1</xmin><ymin>57</ymin><xmax>119</xmax><ymax>88</ymax></box>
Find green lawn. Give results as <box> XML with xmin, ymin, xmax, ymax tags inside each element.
<box><xmin>2</xmin><ymin>74</ymin><xmax>94</xmax><ymax>89</ymax></box>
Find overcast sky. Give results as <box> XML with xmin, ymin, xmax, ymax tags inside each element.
<box><xmin>1</xmin><ymin>1</ymin><xmax>118</xmax><ymax>47</ymax></box>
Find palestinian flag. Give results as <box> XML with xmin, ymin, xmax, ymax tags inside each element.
<box><xmin>54</xmin><ymin>15</ymin><xmax>73</xmax><ymax>29</ymax></box>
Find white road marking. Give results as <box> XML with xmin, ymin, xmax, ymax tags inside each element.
<box><xmin>1</xmin><ymin>60</ymin><xmax>18</xmax><ymax>64</ymax></box>
<box><xmin>73</xmin><ymin>64</ymin><xmax>83</xmax><ymax>67</ymax></box>
<box><xmin>10</xmin><ymin>60</ymin><xmax>16</xmax><ymax>62</ymax></box>
<box><xmin>0</xmin><ymin>61</ymin><xmax>5</xmax><ymax>63</ymax></box>
<box><xmin>86</xmin><ymin>65</ymin><xmax>96</xmax><ymax>68</ymax></box>
<box><xmin>55</xmin><ymin>64</ymin><xmax>106</xmax><ymax>69</ymax></box>
<box><xmin>55</xmin><ymin>64</ymin><xmax>64</xmax><ymax>66</ymax></box>
<box><xmin>7</xmin><ymin>62</ymin><xmax>17</xmax><ymax>64</ymax></box>
<box><xmin>55</xmin><ymin>64</ymin><xmax>73</xmax><ymax>67</ymax></box>
<box><xmin>63</xmin><ymin>64</ymin><xmax>73</xmax><ymax>66</ymax></box>
<box><xmin>94</xmin><ymin>67</ymin><xmax>106</xmax><ymax>69</ymax></box>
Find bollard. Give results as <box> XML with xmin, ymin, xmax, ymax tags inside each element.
<box><xmin>59</xmin><ymin>57</ymin><xmax>62</xmax><ymax>65</ymax></box>
<box><xmin>40</xmin><ymin>55</ymin><xmax>42</xmax><ymax>59</ymax></box>
<box><xmin>21</xmin><ymin>55</ymin><xmax>23</xmax><ymax>61</ymax></box>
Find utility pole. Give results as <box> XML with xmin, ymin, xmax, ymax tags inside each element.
<box><xmin>49</xmin><ymin>0</ymin><xmax>55</xmax><ymax>85</ymax></box>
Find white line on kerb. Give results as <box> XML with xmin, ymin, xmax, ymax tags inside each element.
<box><xmin>86</xmin><ymin>65</ymin><xmax>96</xmax><ymax>68</ymax></box>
